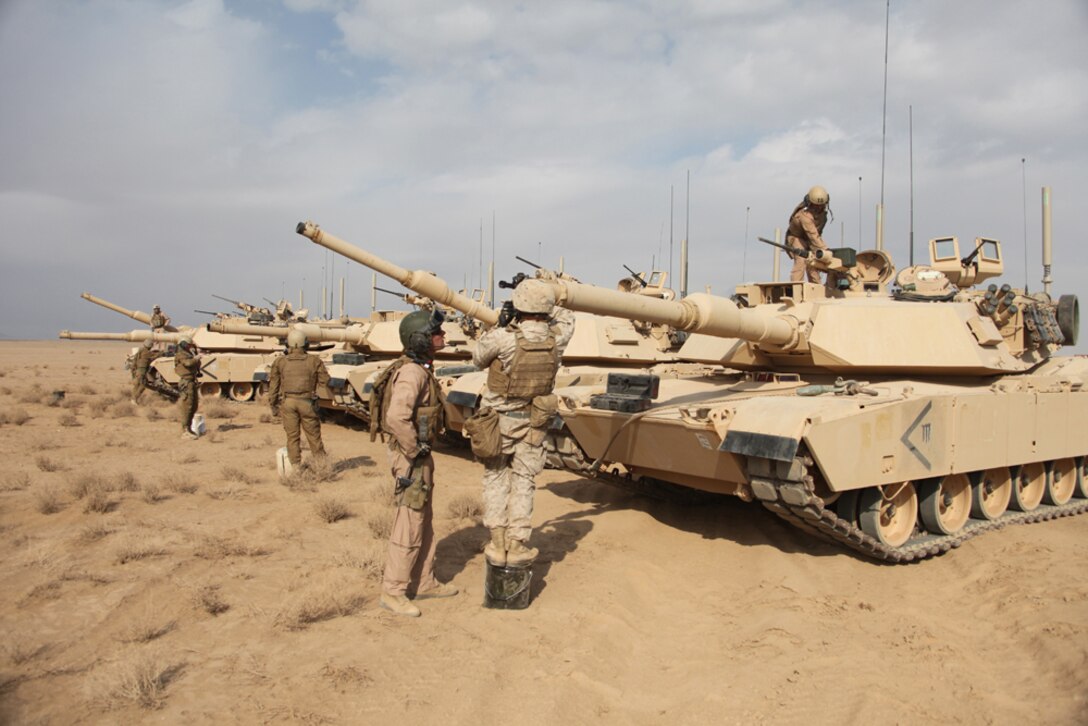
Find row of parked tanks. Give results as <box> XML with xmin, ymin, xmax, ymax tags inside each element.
<box><xmin>62</xmin><ymin>212</ymin><xmax>1086</xmax><ymax>563</ymax></box>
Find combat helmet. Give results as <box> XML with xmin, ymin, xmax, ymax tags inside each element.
<box><xmin>805</xmin><ymin>185</ymin><xmax>829</xmax><ymax>206</ymax></box>
<box><xmin>512</xmin><ymin>279</ymin><xmax>555</xmax><ymax>314</ymax></box>
<box><xmin>286</xmin><ymin>329</ymin><xmax>308</xmax><ymax>350</ymax></box>
<box><xmin>142</xmin><ymin>338</ymin><xmax>154</xmax><ymax>349</ymax></box>
<box><xmin>177</xmin><ymin>335</ymin><xmax>193</xmax><ymax>350</ymax></box>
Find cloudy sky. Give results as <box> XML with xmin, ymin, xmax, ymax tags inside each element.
<box><xmin>2</xmin><ymin>0</ymin><xmax>1086</xmax><ymax>352</ymax></box>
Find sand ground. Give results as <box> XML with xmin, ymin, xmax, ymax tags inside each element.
<box><xmin>0</xmin><ymin>341</ymin><xmax>1085</xmax><ymax>725</ymax></box>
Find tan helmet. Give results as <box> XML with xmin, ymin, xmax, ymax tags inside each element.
<box><xmin>286</xmin><ymin>329</ymin><xmax>308</xmax><ymax>350</ymax></box>
<box><xmin>142</xmin><ymin>338</ymin><xmax>154</xmax><ymax>349</ymax></box>
<box><xmin>806</xmin><ymin>185</ymin><xmax>829</xmax><ymax>206</ymax></box>
<box><xmin>512</xmin><ymin>279</ymin><xmax>556</xmax><ymax>314</ymax></box>
<box><xmin>178</xmin><ymin>335</ymin><xmax>193</xmax><ymax>349</ymax></box>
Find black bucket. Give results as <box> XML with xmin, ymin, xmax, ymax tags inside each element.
<box><xmin>483</xmin><ymin>561</ymin><xmax>533</xmax><ymax>610</ymax></box>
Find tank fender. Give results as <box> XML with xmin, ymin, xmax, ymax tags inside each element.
<box><xmin>719</xmin><ymin>398</ymin><xmax>812</xmax><ymax>463</ymax></box>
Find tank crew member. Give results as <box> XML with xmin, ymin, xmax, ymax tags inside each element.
<box><xmin>786</xmin><ymin>185</ymin><xmax>833</xmax><ymax>283</ymax></box>
<box><xmin>268</xmin><ymin>330</ymin><xmax>329</xmax><ymax>470</ymax></box>
<box><xmin>130</xmin><ymin>338</ymin><xmax>157</xmax><ymax>404</ymax></box>
<box><xmin>150</xmin><ymin>305</ymin><xmax>170</xmax><ymax>332</ymax></box>
<box><xmin>175</xmin><ymin>336</ymin><xmax>201</xmax><ymax>440</ymax></box>
<box><xmin>472</xmin><ymin>278</ymin><xmax>575</xmax><ymax>567</ymax></box>
<box><xmin>380</xmin><ymin>310</ymin><xmax>459</xmax><ymax>617</ymax></box>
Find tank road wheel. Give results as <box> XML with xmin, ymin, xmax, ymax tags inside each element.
<box><xmin>919</xmin><ymin>474</ymin><xmax>972</xmax><ymax>535</ymax></box>
<box><xmin>254</xmin><ymin>382</ymin><xmax>269</xmax><ymax>402</ymax></box>
<box><xmin>1010</xmin><ymin>463</ymin><xmax>1046</xmax><ymax>512</ymax></box>
<box><xmin>199</xmin><ymin>382</ymin><xmax>223</xmax><ymax>399</ymax></box>
<box><xmin>859</xmin><ymin>482</ymin><xmax>918</xmax><ymax>548</ymax></box>
<box><xmin>970</xmin><ymin>467</ymin><xmax>1012</xmax><ymax>521</ymax></box>
<box><xmin>1043</xmin><ymin>459</ymin><xmax>1077</xmax><ymax>506</ymax></box>
<box><xmin>1077</xmin><ymin>458</ymin><xmax>1088</xmax><ymax>499</ymax></box>
<box><xmin>228</xmin><ymin>382</ymin><xmax>255</xmax><ymax>402</ymax></box>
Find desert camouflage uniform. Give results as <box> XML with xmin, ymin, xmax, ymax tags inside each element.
<box><xmin>268</xmin><ymin>350</ymin><xmax>329</xmax><ymax>466</ymax></box>
<box><xmin>786</xmin><ymin>204</ymin><xmax>829</xmax><ymax>283</ymax></box>
<box><xmin>174</xmin><ymin>346</ymin><xmax>201</xmax><ymax>434</ymax></box>
<box><xmin>381</xmin><ymin>361</ymin><xmax>441</xmax><ymax>597</ymax></box>
<box><xmin>131</xmin><ymin>345</ymin><xmax>157</xmax><ymax>402</ymax></box>
<box><xmin>472</xmin><ymin>307</ymin><xmax>574</xmax><ymax>543</ymax></box>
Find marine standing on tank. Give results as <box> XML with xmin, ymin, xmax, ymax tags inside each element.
<box><xmin>472</xmin><ymin>278</ymin><xmax>575</xmax><ymax>567</ymax></box>
<box><xmin>130</xmin><ymin>338</ymin><xmax>157</xmax><ymax>405</ymax></box>
<box><xmin>150</xmin><ymin>305</ymin><xmax>170</xmax><ymax>332</ymax></box>
<box><xmin>786</xmin><ymin>185</ymin><xmax>833</xmax><ymax>283</ymax></box>
<box><xmin>268</xmin><ymin>330</ymin><xmax>329</xmax><ymax>470</ymax></box>
<box><xmin>380</xmin><ymin>310</ymin><xmax>459</xmax><ymax>617</ymax></box>
<box><xmin>175</xmin><ymin>337</ymin><xmax>201</xmax><ymax>440</ymax></box>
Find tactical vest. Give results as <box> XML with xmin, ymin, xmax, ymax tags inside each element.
<box><xmin>371</xmin><ymin>357</ymin><xmax>445</xmax><ymax>444</ymax></box>
<box><xmin>150</xmin><ymin>313</ymin><xmax>166</xmax><ymax>328</ymax></box>
<box><xmin>175</xmin><ymin>348</ymin><xmax>198</xmax><ymax>381</ymax></box>
<box><xmin>487</xmin><ymin>328</ymin><xmax>560</xmax><ymax>399</ymax></box>
<box><xmin>279</xmin><ymin>352</ymin><xmax>317</xmax><ymax>396</ymax></box>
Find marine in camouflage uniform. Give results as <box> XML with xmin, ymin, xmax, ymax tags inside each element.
<box><xmin>130</xmin><ymin>338</ymin><xmax>157</xmax><ymax>404</ymax></box>
<box><xmin>175</xmin><ymin>337</ymin><xmax>201</xmax><ymax>440</ymax></box>
<box><xmin>380</xmin><ymin>310</ymin><xmax>458</xmax><ymax>618</ymax></box>
<box><xmin>786</xmin><ymin>185</ymin><xmax>832</xmax><ymax>283</ymax></box>
<box><xmin>149</xmin><ymin>305</ymin><xmax>170</xmax><ymax>331</ymax></box>
<box><xmin>472</xmin><ymin>278</ymin><xmax>575</xmax><ymax>567</ymax></box>
<box><xmin>268</xmin><ymin>330</ymin><xmax>329</xmax><ymax>468</ymax></box>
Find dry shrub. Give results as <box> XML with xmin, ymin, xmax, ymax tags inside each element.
<box><xmin>258</xmin><ymin>413</ymin><xmax>273</xmax><ymax>424</ymax></box>
<box><xmin>203</xmin><ymin>402</ymin><xmax>236</xmax><ymax>420</ymax></box>
<box><xmin>79</xmin><ymin>522</ymin><xmax>115</xmax><ymax>543</ymax></box>
<box><xmin>83</xmin><ymin>488</ymin><xmax>114</xmax><ymax>514</ymax></box>
<box><xmin>95</xmin><ymin>653</ymin><xmax>183</xmax><ymax>710</ymax></box>
<box><xmin>333</xmin><ymin>543</ymin><xmax>385</xmax><ymax>582</ymax></box>
<box><xmin>79</xmin><ymin>383</ymin><xmax>97</xmax><ymax>395</ymax></box>
<box><xmin>16</xmin><ymin>390</ymin><xmax>42</xmax><ymax>404</ymax></box>
<box><xmin>113</xmin><ymin>537</ymin><xmax>168</xmax><ymax>564</ymax></box>
<box><xmin>0</xmin><ymin>407</ymin><xmax>30</xmax><ymax>425</ymax></box>
<box><xmin>145</xmin><ymin>408</ymin><xmax>162</xmax><ymax>421</ymax></box>
<box><xmin>32</xmin><ymin>437</ymin><xmax>60</xmax><ymax>451</ymax></box>
<box><xmin>175</xmin><ymin>453</ymin><xmax>198</xmax><ymax>465</ymax></box>
<box><xmin>60</xmin><ymin>397</ymin><xmax>84</xmax><ymax>410</ymax></box>
<box><xmin>115</xmin><ymin>471</ymin><xmax>140</xmax><ymax>492</ymax></box>
<box><xmin>89</xmin><ymin>399</ymin><xmax>110</xmax><ymax>418</ymax></box>
<box><xmin>193</xmin><ymin>535</ymin><xmax>266</xmax><ymax>560</ymax></box>
<box><xmin>320</xmin><ymin>662</ymin><xmax>374</xmax><ymax>690</ymax></box>
<box><xmin>447</xmin><ymin>493</ymin><xmax>483</xmax><ymax>521</ymax></box>
<box><xmin>35</xmin><ymin>455</ymin><xmax>64</xmax><ymax>472</ymax></box>
<box><xmin>118</xmin><ymin>616</ymin><xmax>175</xmax><ymax>644</ymax></box>
<box><xmin>205</xmin><ymin>486</ymin><xmax>245</xmax><ymax>501</ymax></box>
<box><xmin>274</xmin><ymin>583</ymin><xmax>366</xmax><ymax>631</ymax></box>
<box><xmin>163</xmin><ymin>474</ymin><xmax>197</xmax><ymax>495</ymax></box>
<box><xmin>110</xmin><ymin>402</ymin><xmax>136</xmax><ymax>418</ymax></box>
<box><xmin>141</xmin><ymin>484</ymin><xmax>163</xmax><ymax>504</ymax></box>
<box><xmin>366</xmin><ymin>511</ymin><xmax>392</xmax><ymax>540</ymax></box>
<box><xmin>59</xmin><ymin>413</ymin><xmax>81</xmax><ymax>427</ymax></box>
<box><xmin>34</xmin><ymin>485</ymin><xmax>65</xmax><ymax>515</ymax></box>
<box><xmin>221</xmin><ymin>466</ymin><xmax>255</xmax><ymax>485</ymax></box>
<box><xmin>69</xmin><ymin>473</ymin><xmax>106</xmax><ymax>500</ymax></box>
<box><xmin>315</xmin><ymin>497</ymin><xmax>350</xmax><ymax>524</ymax></box>
<box><xmin>0</xmin><ymin>471</ymin><xmax>31</xmax><ymax>492</ymax></box>
<box><xmin>191</xmin><ymin>583</ymin><xmax>229</xmax><ymax>615</ymax></box>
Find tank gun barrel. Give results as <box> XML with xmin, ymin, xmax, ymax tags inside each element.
<box><xmin>296</xmin><ymin>221</ymin><xmax>499</xmax><ymax>326</ymax></box>
<box><xmin>80</xmin><ymin>292</ymin><xmax>153</xmax><ymax>325</ymax></box>
<box><xmin>541</xmin><ymin>276</ymin><xmax>797</xmax><ymax>346</ymax></box>
<box><xmin>208</xmin><ymin>320</ymin><xmax>372</xmax><ymax>345</ymax></box>
<box><xmin>59</xmin><ymin>330</ymin><xmax>181</xmax><ymax>343</ymax></box>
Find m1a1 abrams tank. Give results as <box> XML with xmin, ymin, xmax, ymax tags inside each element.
<box><xmin>293</xmin><ymin>221</ymin><xmax>715</xmax><ymax>466</ymax></box>
<box><xmin>207</xmin><ymin>309</ymin><xmax>479</xmax><ymax>422</ymax></box>
<box><xmin>73</xmin><ymin>293</ymin><xmax>285</xmax><ymax>401</ymax></box>
<box><xmin>515</xmin><ymin>232</ymin><xmax>1084</xmax><ymax>562</ymax></box>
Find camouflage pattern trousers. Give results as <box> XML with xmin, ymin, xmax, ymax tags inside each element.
<box><xmin>177</xmin><ymin>379</ymin><xmax>198</xmax><ymax>432</ymax></box>
<box><xmin>131</xmin><ymin>367</ymin><xmax>149</xmax><ymax>402</ymax></box>
<box><xmin>281</xmin><ymin>397</ymin><xmax>326</xmax><ymax>465</ymax></box>
<box><xmin>383</xmin><ymin>447</ymin><xmax>438</xmax><ymax>596</ymax></box>
<box><xmin>481</xmin><ymin>414</ymin><xmax>546</xmax><ymax>543</ymax></box>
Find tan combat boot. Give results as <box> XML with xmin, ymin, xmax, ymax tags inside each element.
<box><xmin>413</xmin><ymin>582</ymin><xmax>459</xmax><ymax>600</ymax></box>
<box><xmin>484</xmin><ymin>527</ymin><xmax>507</xmax><ymax>566</ymax></box>
<box><xmin>380</xmin><ymin>592</ymin><xmax>421</xmax><ymax>618</ymax></box>
<box><xmin>505</xmin><ymin>538</ymin><xmax>538</xmax><ymax>566</ymax></box>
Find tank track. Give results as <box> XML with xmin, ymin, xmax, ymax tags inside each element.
<box><xmin>750</xmin><ymin>473</ymin><xmax>1088</xmax><ymax>563</ymax></box>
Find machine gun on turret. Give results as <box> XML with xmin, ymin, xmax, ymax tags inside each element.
<box><xmin>212</xmin><ymin>295</ymin><xmax>275</xmax><ymax>324</ymax></box>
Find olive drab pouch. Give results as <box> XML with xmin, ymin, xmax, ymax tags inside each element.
<box><xmin>528</xmin><ymin>394</ymin><xmax>558</xmax><ymax>445</ymax></box>
<box><xmin>395</xmin><ymin>465</ymin><xmax>431</xmax><ymax>510</ymax></box>
<box><xmin>463</xmin><ymin>406</ymin><xmax>501</xmax><ymax>460</ymax></box>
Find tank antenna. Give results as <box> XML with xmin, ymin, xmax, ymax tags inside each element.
<box><xmin>878</xmin><ymin>0</ymin><xmax>890</xmax><ymax>252</ymax></box>
<box><xmin>1041</xmin><ymin>186</ymin><xmax>1053</xmax><ymax>296</ymax></box>
<box><xmin>909</xmin><ymin>104</ymin><xmax>915</xmax><ymax>267</ymax></box>
<box><xmin>742</xmin><ymin>206</ymin><xmax>751</xmax><ymax>281</ymax></box>
<box><xmin>1021</xmin><ymin>158</ymin><xmax>1029</xmax><ymax>292</ymax></box>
